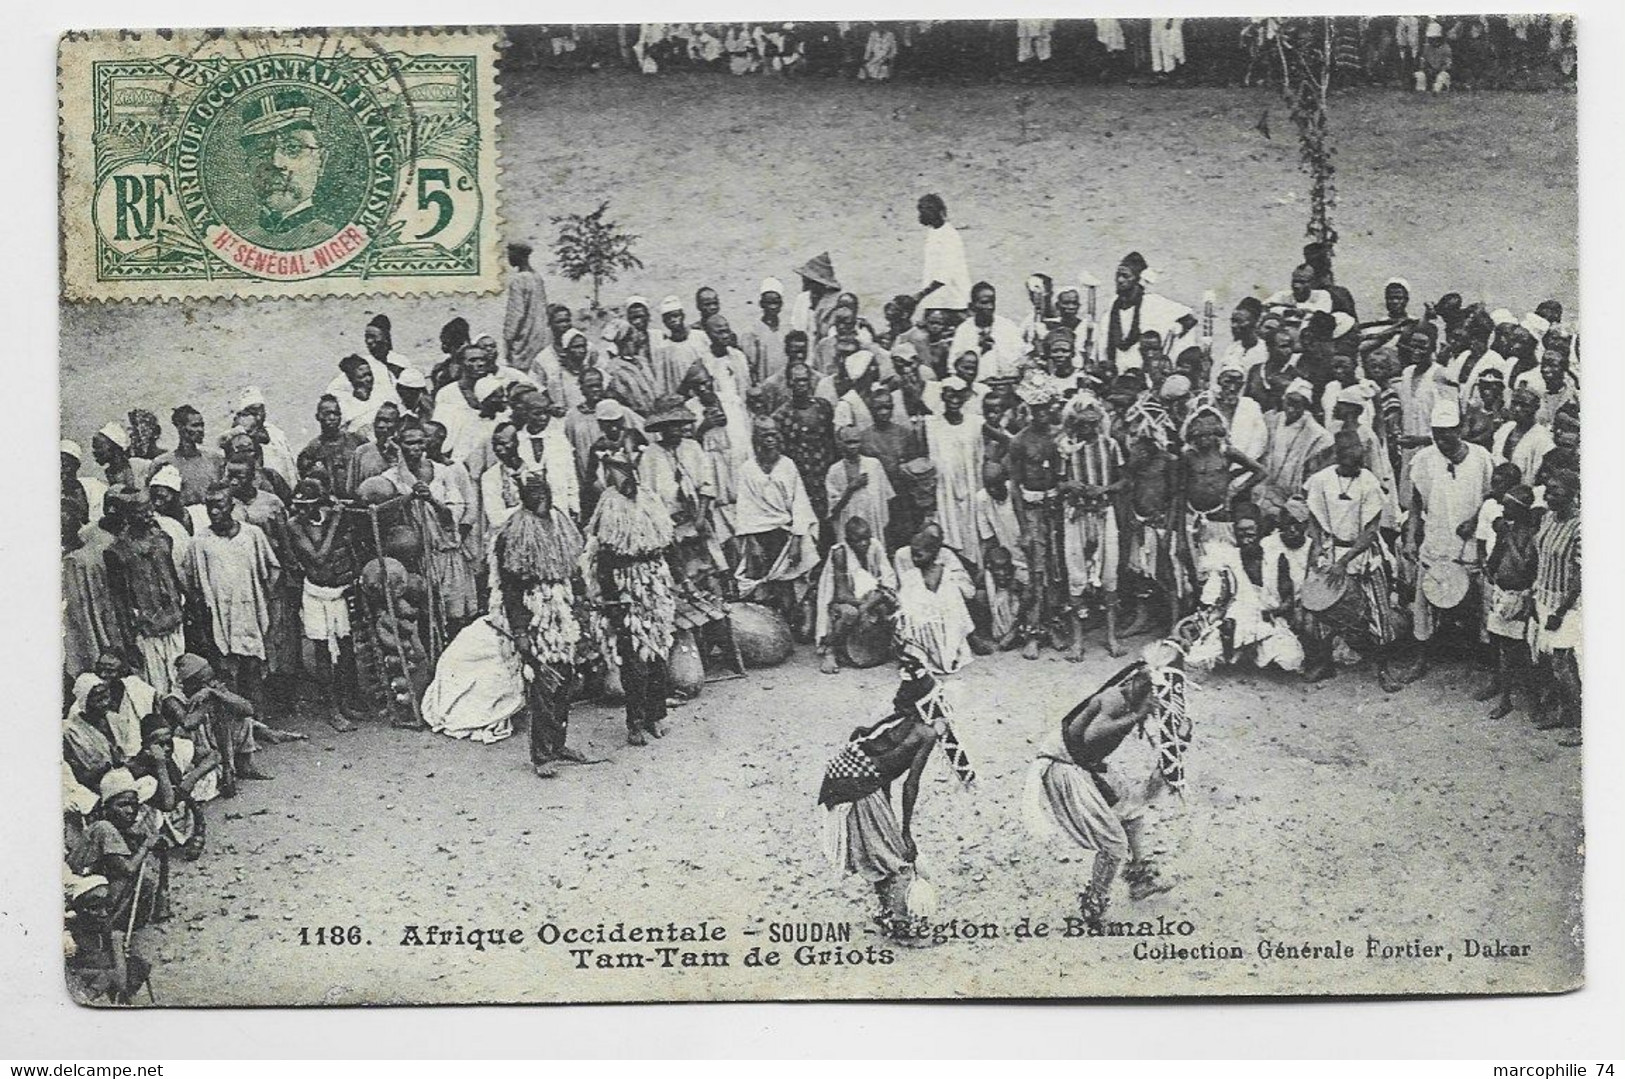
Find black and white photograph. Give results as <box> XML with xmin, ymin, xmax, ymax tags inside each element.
<box><xmin>50</xmin><ymin>13</ymin><xmax>1590</xmax><ymax>1011</ymax></box>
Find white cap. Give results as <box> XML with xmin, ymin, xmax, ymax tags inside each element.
<box><xmin>473</xmin><ymin>376</ymin><xmax>506</xmax><ymax>403</ymax></box>
<box><xmin>396</xmin><ymin>368</ymin><xmax>428</xmax><ymax>390</ymax></box>
<box><xmin>659</xmin><ymin>295</ymin><xmax>683</xmax><ymax>315</ymax></box>
<box><xmin>1490</xmin><ymin>308</ymin><xmax>1517</xmax><ymax>326</ymax></box>
<box><xmin>760</xmin><ymin>277</ymin><xmax>784</xmax><ymax>297</ymax></box>
<box><xmin>97</xmin><ymin>422</ymin><xmax>130</xmax><ymax>451</ymax></box>
<box><xmin>1430</xmin><ymin>397</ymin><xmax>1462</xmax><ymax>428</ymax></box>
<box><xmin>594</xmin><ymin>398</ymin><xmax>628</xmax><ymax>423</ymax></box>
<box><xmin>148</xmin><ymin>464</ymin><xmax>183</xmax><ymax>492</ymax></box>
<box><xmin>59</xmin><ymin>439</ymin><xmax>83</xmax><ymax>461</ymax></box>
<box><xmin>625</xmin><ymin>295</ymin><xmax>650</xmax><ymax>312</ymax></box>
<box><xmin>237</xmin><ymin>386</ymin><xmax>267</xmax><ymax>410</ymax></box>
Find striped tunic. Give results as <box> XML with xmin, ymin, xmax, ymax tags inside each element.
<box><xmin>1533</xmin><ymin>511</ymin><xmax>1580</xmax><ymax>612</ymax></box>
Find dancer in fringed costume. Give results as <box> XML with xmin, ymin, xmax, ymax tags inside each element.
<box><xmin>819</xmin><ymin>654</ymin><xmax>975</xmax><ymax>941</ymax></box>
<box><xmin>586</xmin><ymin>446</ymin><xmax>678</xmax><ymax>746</ymax></box>
<box><xmin>494</xmin><ymin>471</ymin><xmax>588</xmax><ymax>778</ymax></box>
<box><xmin>1023</xmin><ymin>637</ymin><xmax>1188</xmax><ymax>930</ymax></box>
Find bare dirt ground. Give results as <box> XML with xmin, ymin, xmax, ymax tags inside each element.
<box><xmin>60</xmin><ymin>71</ymin><xmax>1580</xmax><ymax>1004</ymax></box>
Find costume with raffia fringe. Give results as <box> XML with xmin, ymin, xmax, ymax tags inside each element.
<box><xmin>587</xmin><ymin>485</ymin><xmax>677</xmax><ymax>736</ymax></box>
<box><xmin>495</xmin><ymin>504</ymin><xmax>585</xmax><ymax>766</ymax></box>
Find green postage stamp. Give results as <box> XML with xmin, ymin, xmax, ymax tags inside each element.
<box><xmin>59</xmin><ymin>27</ymin><xmax>503</xmax><ymax>302</ymax></box>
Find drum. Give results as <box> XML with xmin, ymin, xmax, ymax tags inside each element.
<box><xmin>728</xmin><ymin>601</ymin><xmax>794</xmax><ymax>668</ymax></box>
<box><xmin>838</xmin><ymin>614</ymin><xmax>895</xmax><ymax>669</ymax></box>
<box><xmin>1420</xmin><ymin>559</ymin><xmax>1471</xmax><ymax>610</ymax></box>
<box><xmin>667</xmin><ymin>628</ymin><xmax>705</xmax><ymax>699</ymax></box>
<box><xmin>1301</xmin><ymin>567</ymin><xmax>1367</xmax><ymax>636</ymax></box>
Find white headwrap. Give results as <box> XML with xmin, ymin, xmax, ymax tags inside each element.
<box><xmin>625</xmin><ymin>295</ymin><xmax>650</xmax><ymax>312</ymax></box>
<box><xmin>1283</xmin><ymin>378</ymin><xmax>1315</xmax><ymax>403</ymax></box>
<box><xmin>658</xmin><ymin>295</ymin><xmax>683</xmax><ymax>315</ymax></box>
<box><xmin>60</xmin><ymin>439</ymin><xmax>83</xmax><ymax>462</ymax></box>
<box><xmin>759</xmin><ymin>277</ymin><xmax>784</xmax><ymax>297</ymax></box>
<box><xmin>237</xmin><ymin>386</ymin><xmax>267</xmax><ymax>410</ymax></box>
<box><xmin>473</xmin><ymin>376</ymin><xmax>506</xmax><ymax>403</ymax></box>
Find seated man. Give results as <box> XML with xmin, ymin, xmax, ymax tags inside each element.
<box><xmin>893</xmin><ymin>526</ymin><xmax>977</xmax><ymax>676</ymax></box>
<box><xmin>815</xmin><ymin>516</ymin><xmax>898</xmax><ymax>674</ymax></box>
<box><xmin>1186</xmin><ymin>509</ymin><xmax>1305</xmax><ymax>674</ymax></box>
<box><xmin>971</xmin><ymin>544</ymin><xmax>1034</xmax><ymax>653</ymax></box>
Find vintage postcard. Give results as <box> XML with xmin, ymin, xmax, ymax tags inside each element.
<box><xmin>58</xmin><ymin>17</ymin><xmax>1582</xmax><ymax>1006</ymax></box>
<box><xmin>59</xmin><ymin>27</ymin><xmax>503</xmax><ymax>302</ymax></box>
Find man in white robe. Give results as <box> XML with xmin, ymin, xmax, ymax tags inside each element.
<box><xmin>948</xmin><ymin>282</ymin><xmax>1025</xmax><ymax>383</ymax></box>
<box><xmin>916</xmin><ymin>194</ymin><xmax>971</xmax><ymax>314</ymax></box>
<box><xmin>825</xmin><ymin>426</ymin><xmax>895</xmax><ymax>545</ymax></box>
<box><xmin>734</xmin><ymin>419</ymin><xmax>821</xmax><ymax>606</ymax></box>
<box><xmin>923</xmin><ymin>377</ymin><xmax>985</xmax><ymax>561</ymax></box>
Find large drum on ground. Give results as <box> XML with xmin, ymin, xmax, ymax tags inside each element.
<box><xmin>1301</xmin><ymin>567</ymin><xmax>1365</xmax><ymax>636</ymax></box>
<box><xmin>668</xmin><ymin>627</ymin><xmax>705</xmax><ymax>698</ymax></box>
<box><xmin>728</xmin><ymin>601</ymin><xmax>794</xmax><ymax>668</ymax></box>
<box><xmin>837</xmin><ymin>614</ymin><xmax>895</xmax><ymax>669</ymax></box>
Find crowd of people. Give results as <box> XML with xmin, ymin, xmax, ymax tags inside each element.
<box><xmin>61</xmin><ymin>191</ymin><xmax>1582</xmax><ymax>991</ymax></box>
<box><xmin>514</xmin><ymin>16</ymin><xmax>1578</xmax><ymax>90</ymax></box>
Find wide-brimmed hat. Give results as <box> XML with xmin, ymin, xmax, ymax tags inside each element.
<box><xmin>646</xmin><ymin>398</ymin><xmax>696</xmax><ymax>429</ymax></box>
<box><xmin>795</xmin><ymin>251</ymin><xmax>840</xmax><ymax>290</ymax></box>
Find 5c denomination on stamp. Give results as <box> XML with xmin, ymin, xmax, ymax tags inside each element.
<box><xmin>60</xmin><ymin>27</ymin><xmax>503</xmax><ymax>302</ymax></box>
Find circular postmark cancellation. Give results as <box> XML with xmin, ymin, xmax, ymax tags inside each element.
<box><xmin>174</xmin><ymin>55</ymin><xmax>401</xmax><ymax>280</ymax></box>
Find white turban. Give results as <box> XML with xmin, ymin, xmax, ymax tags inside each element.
<box><xmin>148</xmin><ymin>464</ymin><xmax>183</xmax><ymax>492</ymax></box>
<box><xmin>759</xmin><ymin>277</ymin><xmax>784</xmax><ymax>297</ymax></box>
<box><xmin>844</xmin><ymin>350</ymin><xmax>875</xmax><ymax>381</ymax></box>
<box><xmin>658</xmin><ymin>295</ymin><xmax>683</xmax><ymax>315</ymax></box>
<box><xmin>561</xmin><ymin>328</ymin><xmax>586</xmax><ymax>348</ymax></box>
<box><xmin>625</xmin><ymin>295</ymin><xmax>650</xmax><ymax>312</ymax></box>
<box><xmin>1214</xmin><ymin>358</ymin><xmax>1247</xmax><ymax>382</ymax></box>
<box><xmin>97</xmin><ymin>422</ymin><xmax>130</xmax><ymax>451</ymax></box>
<box><xmin>59</xmin><ymin>439</ymin><xmax>83</xmax><ymax>462</ymax></box>
<box><xmin>1430</xmin><ymin>397</ymin><xmax>1462</xmax><ymax>428</ymax></box>
<box><xmin>473</xmin><ymin>376</ymin><xmax>506</xmax><ymax>403</ymax></box>
<box><xmin>1335</xmin><ymin>385</ymin><xmax>1369</xmax><ymax>408</ymax></box>
<box><xmin>98</xmin><ymin>767</ymin><xmax>157</xmax><ymax>804</ymax></box>
<box><xmin>1283</xmin><ymin>378</ymin><xmax>1314</xmax><ymax>402</ymax></box>
<box><xmin>237</xmin><ymin>386</ymin><xmax>267</xmax><ymax>410</ymax></box>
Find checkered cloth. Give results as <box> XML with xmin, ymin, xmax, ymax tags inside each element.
<box><xmin>819</xmin><ymin>742</ymin><xmax>885</xmax><ymax>807</ymax></box>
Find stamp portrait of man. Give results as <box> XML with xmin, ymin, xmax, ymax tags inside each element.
<box><xmin>236</xmin><ymin>88</ymin><xmax>343</xmax><ymax>249</ymax></box>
